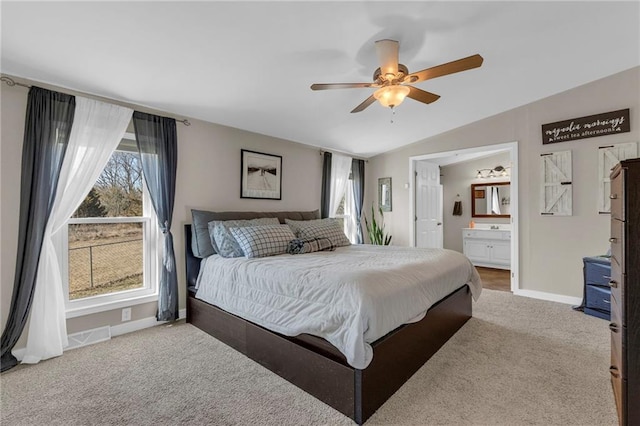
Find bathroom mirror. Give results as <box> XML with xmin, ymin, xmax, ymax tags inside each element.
<box><xmin>471</xmin><ymin>182</ymin><xmax>511</xmax><ymax>218</ymax></box>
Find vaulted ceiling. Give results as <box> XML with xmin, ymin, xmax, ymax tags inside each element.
<box><xmin>2</xmin><ymin>1</ymin><xmax>639</xmax><ymax>157</ymax></box>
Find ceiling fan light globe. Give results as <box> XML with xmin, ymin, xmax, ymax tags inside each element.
<box><xmin>373</xmin><ymin>85</ymin><xmax>410</xmax><ymax>108</ymax></box>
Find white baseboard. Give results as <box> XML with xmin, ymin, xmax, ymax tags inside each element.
<box><xmin>110</xmin><ymin>308</ymin><xmax>186</xmax><ymax>337</ymax></box>
<box><xmin>513</xmin><ymin>289</ymin><xmax>582</xmax><ymax>306</ymax></box>
<box><xmin>12</xmin><ymin>309</ymin><xmax>187</xmax><ymax>360</ymax></box>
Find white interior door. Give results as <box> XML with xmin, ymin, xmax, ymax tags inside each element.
<box><xmin>415</xmin><ymin>161</ymin><xmax>443</xmax><ymax>248</ymax></box>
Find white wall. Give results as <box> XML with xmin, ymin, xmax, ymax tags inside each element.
<box><xmin>364</xmin><ymin>66</ymin><xmax>640</xmax><ymax>299</ymax></box>
<box><xmin>440</xmin><ymin>152</ymin><xmax>511</xmax><ymax>253</ymax></box>
<box><xmin>1</xmin><ymin>77</ymin><xmax>322</xmax><ymax>346</ymax></box>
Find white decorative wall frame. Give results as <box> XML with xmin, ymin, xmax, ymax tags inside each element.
<box><xmin>540</xmin><ymin>150</ymin><xmax>572</xmax><ymax>216</ymax></box>
<box><xmin>598</xmin><ymin>142</ymin><xmax>637</xmax><ymax>214</ymax></box>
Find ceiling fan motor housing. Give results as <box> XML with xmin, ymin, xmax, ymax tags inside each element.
<box><xmin>373</xmin><ymin>64</ymin><xmax>409</xmax><ymax>84</ymax></box>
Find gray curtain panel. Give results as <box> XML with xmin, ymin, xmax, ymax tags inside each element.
<box><xmin>1</xmin><ymin>87</ymin><xmax>75</xmax><ymax>372</ymax></box>
<box><xmin>351</xmin><ymin>159</ymin><xmax>365</xmax><ymax>244</ymax></box>
<box><xmin>132</xmin><ymin>111</ymin><xmax>179</xmax><ymax>322</ymax></box>
<box><xmin>320</xmin><ymin>152</ymin><xmax>332</xmax><ymax>218</ymax></box>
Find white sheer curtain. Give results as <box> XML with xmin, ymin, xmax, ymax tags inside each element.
<box><xmin>21</xmin><ymin>97</ymin><xmax>133</xmax><ymax>364</ymax></box>
<box><xmin>343</xmin><ymin>182</ymin><xmax>357</xmax><ymax>242</ymax></box>
<box><xmin>328</xmin><ymin>153</ymin><xmax>353</xmax><ymax>217</ymax></box>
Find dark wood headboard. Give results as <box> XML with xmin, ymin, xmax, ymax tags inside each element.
<box><xmin>184</xmin><ymin>224</ymin><xmax>201</xmax><ymax>295</ymax></box>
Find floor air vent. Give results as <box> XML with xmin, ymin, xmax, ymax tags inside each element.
<box><xmin>66</xmin><ymin>326</ymin><xmax>111</xmax><ymax>351</ymax></box>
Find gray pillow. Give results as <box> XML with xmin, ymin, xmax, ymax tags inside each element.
<box><xmin>191</xmin><ymin>209</ymin><xmax>320</xmax><ymax>258</ymax></box>
<box><xmin>230</xmin><ymin>225</ymin><xmax>296</xmax><ymax>258</ymax></box>
<box><xmin>285</xmin><ymin>218</ymin><xmax>351</xmax><ymax>248</ymax></box>
<box><xmin>208</xmin><ymin>218</ymin><xmax>279</xmax><ymax>258</ymax></box>
<box><xmin>191</xmin><ymin>210</ymin><xmax>215</xmax><ymax>258</ymax></box>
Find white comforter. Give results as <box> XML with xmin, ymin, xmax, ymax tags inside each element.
<box><xmin>195</xmin><ymin>245</ymin><xmax>482</xmax><ymax>369</ymax></box>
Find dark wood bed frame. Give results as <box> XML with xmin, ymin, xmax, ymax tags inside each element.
<box><xmin>184</xmin><ymin>224</ymin><xmax>472</xmax><ymax>424</ymax></box>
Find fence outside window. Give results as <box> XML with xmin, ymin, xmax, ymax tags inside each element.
<box><xmin>67</xmin><ymin>221</ymin><xmax>146</xmax><ymax>300</ymax></box>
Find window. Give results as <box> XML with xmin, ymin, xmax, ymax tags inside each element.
<box><xmin>59</xmin><ymin>133</ymin><xmax>159</xmax><ymax>317</ymax></box>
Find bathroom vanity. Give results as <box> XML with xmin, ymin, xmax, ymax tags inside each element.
<box><xmin>462</xmin><ymin>226</ymin><xmax>511</xmax><ymax>269</ymax></box>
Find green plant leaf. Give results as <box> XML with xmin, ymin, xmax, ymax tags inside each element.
<box><xmin>365</xmin><ymin>203</ymin><xmax>392</xmax><ymax>245</ymax></box>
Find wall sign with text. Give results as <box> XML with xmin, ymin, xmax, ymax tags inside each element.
<box><xmin>541</xmin><ymin>109</ymin><xmax>630</xmax><ymax>144</ymax></box>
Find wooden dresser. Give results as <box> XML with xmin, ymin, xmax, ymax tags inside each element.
<box><xmin>609</xmin><ymin>158</ymin><xmax>640</xmax><ymax>425</ymax></box>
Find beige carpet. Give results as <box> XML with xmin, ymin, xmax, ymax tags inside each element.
<box><xmin>1</xmin><ymin>290</ymin><xmax>617</xmax><ymax>425</ymax></box>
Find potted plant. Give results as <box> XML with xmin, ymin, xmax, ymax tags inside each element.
<box><xmin>364</xmin><ymin>205</ymin><xmax>392</xmax><ymax>245</ymax></box>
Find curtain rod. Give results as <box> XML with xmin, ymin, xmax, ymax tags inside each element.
<box><xmin>319</xmin><ymin>149</ymin><xmax>368</xmax><ymax>163</ymax></box>
<box><xmin>1</xmin><ymin>75</ymin><xmax>30</xmax><ymax>89</ymax></box>
<box><xmin>1</xmin><ymin>75</ymin><xmax>191</xmax><ymax>126</ymax></box>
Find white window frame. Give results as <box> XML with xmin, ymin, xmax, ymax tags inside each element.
<box><xmin>58</xmin><ymin>143</ymin><xmax>160</xmax><ymax>319</ymax></box>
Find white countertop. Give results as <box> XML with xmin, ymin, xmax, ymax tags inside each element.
<box><xmin>463</xmin><ymin>225</ymin><xmax>511</xmax><ymax>231</ymax></box>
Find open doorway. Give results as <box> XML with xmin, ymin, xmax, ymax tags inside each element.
<box><xmin>409</xmin><ymin>142</ymin><xmax>519</xmax><ymax>292</ymax></box>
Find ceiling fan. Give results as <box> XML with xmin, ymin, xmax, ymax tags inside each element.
<box><xmin>310</xmin><ymin>39</ymin><xmax>483</xmax><ymax>113</ymax></box>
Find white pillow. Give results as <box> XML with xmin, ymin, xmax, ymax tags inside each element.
<box><xmin>285</xmin><ymin>218</ymin><xmax>351</xmax><ymax>247</ymax></box>
<box><xmin>230</xmin><ymin>225</ymin><xmax>296</xmax><ymax>258</ymax></box>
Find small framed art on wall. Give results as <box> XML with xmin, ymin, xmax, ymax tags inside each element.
<box><xmin>240</xmin><ymin>149</ymin><xmax>282</xmax><ymax>200</ymax></box>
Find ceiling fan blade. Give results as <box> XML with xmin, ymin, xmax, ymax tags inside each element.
<box><xmin>375</xmin><ymin>39</ymin><xmax>399</xmax><ymax>76</ymax></box>
<box><xmin>404</xmin><ymin>54</ymin><xmax>484</xmax><ymax>84</ymax></box>
<box><xmin>311</xmin><ymin>83</ymin><xmax>375</xmax><ymax>90</ymax></box>
<box><xmin>351</xmin><ymin>95</ymin><xmax>376</xmax><ymax>113</ymax></box>
<box><xmin>407</xmin><ymin>86</ymin><xmax>441</xmax><ymax>104</ymax></box>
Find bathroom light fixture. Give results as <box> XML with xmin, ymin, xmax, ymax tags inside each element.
<box><xmin>476</xmin><ymin>165</ymin><xmax>510</xmax><ymax>179</ymax></box>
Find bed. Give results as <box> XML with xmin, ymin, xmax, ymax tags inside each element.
<box><xmin>184</xmin><ymin>211</ymin><xmax>481</xmax><ymax>424</ymax></box>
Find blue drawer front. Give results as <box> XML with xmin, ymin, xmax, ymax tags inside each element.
<box><xmin>586</xmin><ymin>285</ymin><xmax>611</xmax><ymax>312</ymax></box>
<box><xmin>584</xmin><ymin>307</ymin><xmax>610</xmax><ymax>320</ymax></box>
<box><xmin>585</xmin><ymin>261</ymin><xmax>611</xmax><ymax>286</ymax></box>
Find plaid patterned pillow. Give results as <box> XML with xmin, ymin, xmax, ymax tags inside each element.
<box><xmin>285</xmin><ymin>218</ymin><xmax>351</xmax><ymax>247</ymax></box>
<box><xmin>230</xmin><ymin>225</ymin><xmax>296</xmax><ymax>258</ymax></box>
<box><xmin>208</xmin><ymin>217</ymin><xmax>279</xmax><ymax>258</ymax></box>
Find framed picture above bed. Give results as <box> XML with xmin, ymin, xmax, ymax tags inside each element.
<box><xmin>240</xmin><ymin>149</ymin><xmax>282</xmax><ymax>200</ymax></box>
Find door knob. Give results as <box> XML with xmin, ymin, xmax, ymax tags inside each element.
<box><xmin>437</xmin><ymin>222</ymin><xmax>442</xmax><ymax>226</ymax></box>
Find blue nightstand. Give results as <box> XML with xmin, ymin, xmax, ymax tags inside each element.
<box><xmin>576</xmin><ymin>256</ymin><xmax>612</xmax><ymax>320</ymax></box>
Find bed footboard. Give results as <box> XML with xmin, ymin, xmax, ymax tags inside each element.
<box><xmin>188</xmin><ymin>285</ymin><xmax>471</xmax><ymax>424</ymax></box>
